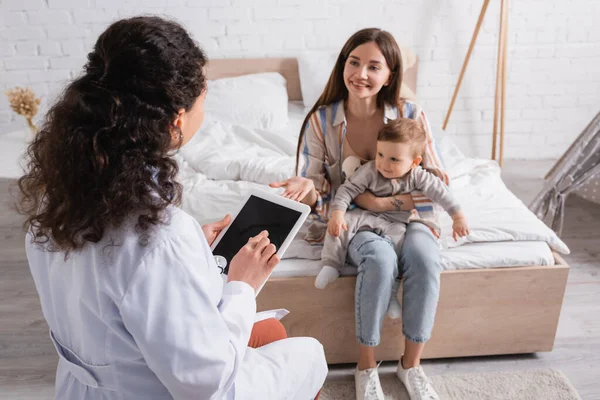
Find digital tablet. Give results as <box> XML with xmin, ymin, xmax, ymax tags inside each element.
<box><xmin>210</xmin><ymin>188</ymin><xmax>311</xmax><ymax>295</ymax></box>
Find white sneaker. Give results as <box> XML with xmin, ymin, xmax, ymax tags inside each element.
<box><xmin>315</xmin><ymin>265</ymin><xmax>339</xmax><ymax>289</ymax></box>
<box><xmin>396</xmin><ymin>359</ymin><xmax>440</xmax><ymax>400</ymax></box>
<box><xmin>354</xmin><ymin>364</ymin><xmax>385</xmax><ymax>400</ymax></box>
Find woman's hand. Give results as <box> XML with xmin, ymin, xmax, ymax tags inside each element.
<box><xmin>270</xmin><ymin>176</ymin><xmax>315</xmax><ymax>202</ymax></box>
<box><xmin>201</xmin><ymin>214</ymin><xmax>232</xmax><ymax>246</ymax></box>
<box><xmin>354</xmin><ymin>192</ymin><xmax>415</xmax><ymax>212</ymax></box>
<box><xmin>227</xmin><ymin>231</ymin><xmax>280</xmax><ymax>291</ymax></box>
<box><xmin>327</xmin><ymin>211</ymin><xmax>347</xmax><ymax>237</ymax></box>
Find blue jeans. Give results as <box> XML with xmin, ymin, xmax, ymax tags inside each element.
<box><xmin>348</xmin><ymin>222</ymin><xmax>442</xmax><ymax>346</ymax></box>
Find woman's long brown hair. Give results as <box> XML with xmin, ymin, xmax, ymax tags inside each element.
<box><xmin>295</xmin><ymin>28</ymin><xmax>404</xmax><ymax>174</ymax></box>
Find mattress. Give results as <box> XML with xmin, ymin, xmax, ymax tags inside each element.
<box><xmin>272</xmin><ymin>240</ymin><xmax>555</xmax><ymax>278</ymax></box>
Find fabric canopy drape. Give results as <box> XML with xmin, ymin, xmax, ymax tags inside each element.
<box><xmin>530</xmin><ymin>111</ymin><xmax>600</xmax><ymax>236</ymax></box>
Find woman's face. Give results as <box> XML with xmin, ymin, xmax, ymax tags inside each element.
<box><xmin>172</xmin><ymin>89</ymin><xmax>206</xmax><ymax>148</ymax></box>
<box><xmin>343</xmin><ymin>41</ymin><xmax>392</xmax><ymax>101</ymax></box>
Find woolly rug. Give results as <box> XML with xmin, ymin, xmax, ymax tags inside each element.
<box><xmin>319</xmin><ymin>368</ymin><xmax>580</xmax><ymax>400</ymax></box>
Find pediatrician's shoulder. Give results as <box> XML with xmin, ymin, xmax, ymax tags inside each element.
<box><xmin>132</xmin><ymin>207</ymin><xmax>212</xmax><ymax>273</ymax></box>
<box><xmin>123</xmin><ymin>207</ymin><xmax>219</xmax><ymax>300</ymax></box>
<box><xmin>154</xmin><ymin>206</ymin><xmax>204</xmax><ymax>243</ymax></box>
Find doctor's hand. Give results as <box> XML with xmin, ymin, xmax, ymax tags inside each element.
<box><xmin>228</xmin><ymin>231</ymin><xmax>280</xmax><ymax>291</ymax></box>
<box><xmin>269</xmin><ymin>176</ymin><xmax>315</xmax><ymax>202</ymax></box>
<box><xmin>202</xmin><ymin>214</ymin><xmax>232</xmax><ymax>246</ymax></box>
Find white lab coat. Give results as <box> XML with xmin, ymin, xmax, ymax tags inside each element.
<box><xmin>26</xmin><ymin>206</ymin><xmax>327</xmax><ymax>399</ymax></box>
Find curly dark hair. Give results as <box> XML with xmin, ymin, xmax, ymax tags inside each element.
<box><xmin>18</xmin><ymin>16</ymin><xmax>207</xmax><ymax>253</ymax></box>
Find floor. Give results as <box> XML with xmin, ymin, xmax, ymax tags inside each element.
<box><xmin>1</xmin><ymin>160</ymin><xmax>599</xmax><ymax>399</ymax></box>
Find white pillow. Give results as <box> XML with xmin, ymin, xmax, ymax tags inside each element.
<box><xmin>204</xmin><ymin>72</ymin><xmax>289</xmax><ymax>130</ymax></box>
<box><xmin>298</xmin><ymin>52</ymin><xmax>338</xmax><ymax>108</ymax></box>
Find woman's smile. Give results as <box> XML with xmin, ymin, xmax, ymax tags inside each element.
<box><xmin>350</xmin><ymin>80</ymin><xmax>371</xmax><ymax>90</ymax></box>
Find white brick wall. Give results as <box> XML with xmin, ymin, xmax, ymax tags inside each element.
<box><xmin>1</xmin><ymin>0</ymin><xmax>599</xmax><ymax>160</ymax></box>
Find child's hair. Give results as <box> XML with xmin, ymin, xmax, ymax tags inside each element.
<box><xmin>18</xmin><ymin>16</ymin><xmax>207</xmax><ymax>253</ymax></box>
<box><xmin>377</xmin><ymin>118</ymin><xmax>426</xmax><ymax>158</ymax></box>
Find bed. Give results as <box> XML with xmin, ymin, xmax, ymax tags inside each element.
<box><xmin>176</xmin><ymin>55</ymin><xmax>570</xmax><ymax>364</ymax></box>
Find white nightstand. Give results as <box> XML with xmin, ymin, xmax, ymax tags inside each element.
<box><xmin>0</xmin><ymin>130</ymin><xmax>30</xmax><ymax>179</ymax></box>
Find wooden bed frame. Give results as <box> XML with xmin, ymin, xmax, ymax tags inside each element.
<box><xmin>207</xmin><ymin>57</ymin><xmax>570</xmax><ymax>364</ymax></box>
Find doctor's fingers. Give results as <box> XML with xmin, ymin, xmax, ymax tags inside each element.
<box><xmin>250</xmin><ymin>236</ymin><xmax>271</xmax><ymax>253</ymax></box>
<box><xmin>267</xmin><ymin>254</ymin><xmax>280</xmax><ymax>269</ymax></box>
<box><xmin>248</xmin><ymin>231</ymin><xmax>269</xmax><ymax>245</ymax></box>
<box><xmin>261</xmin><ymin>243</ymin><xmax>277</xmax><ymax>261</ymax></box>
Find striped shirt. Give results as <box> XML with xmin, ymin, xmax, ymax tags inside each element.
<box><xmin>299</xmin><ymin>99</ymin><xmax>448</xmax><ymax>243</ymax></box>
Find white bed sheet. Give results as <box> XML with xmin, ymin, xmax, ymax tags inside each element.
<box><xmin>272</xmin><ymin>240</ymin><xmax>554</xmax><ymax>278</ymax></box>
<box><xmin>176</xmin><ymin>101</ymin><xmax>568</xmax><ymax>275</ymax></box>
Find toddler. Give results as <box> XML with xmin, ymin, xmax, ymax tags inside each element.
<box><xmin>315</xmin><ymin>118</ymin><xmax>470</xmax><ymax>318</ymax></box>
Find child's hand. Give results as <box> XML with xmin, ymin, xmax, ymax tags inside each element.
<box><xmin>452</xmin><ymin>217</ymin><xmax>470</xmax><ymax>242</ymax></box>
<box><xmin>328</xmin><ymin>211</ymin><xmax>347</xmax><ymax>237</ymax></box>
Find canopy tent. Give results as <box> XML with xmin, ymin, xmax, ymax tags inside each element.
<box><xmin>530</xmin><ymin>111</ymin><xmax>600</xmax><ymax>235</ymax></box>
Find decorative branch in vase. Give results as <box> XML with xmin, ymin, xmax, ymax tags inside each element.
<box><xmin>4</xmin><ymin>87</ymin><xmax>41</xmax><ymax>134</ymax></box>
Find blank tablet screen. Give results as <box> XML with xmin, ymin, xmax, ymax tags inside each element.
<box><xmin>212</xmin><ymin>195</ymin><xmax>302</xmax><ymax>275</ymax></box>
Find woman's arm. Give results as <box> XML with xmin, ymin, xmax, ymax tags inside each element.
<box><xmin>301</xmin><ymin>185</ymin><xmax>319</xmax><ymax>208</ymax></box>
<box><xmin>272</xmin><ymin>112</ymin><xmax>332</xmax><ymax>217</ymax></box>
<box><xmin>120</xmin><ymin>233</ymin><xmax>255</xmax><ymax>399</ymax></box>
<box><xmin>416</xmin><ymin>107</ymin><xmax>450</xmax><ymax>185</ymax></box>
<box><xmin>298</xmin><ymin>114</ymin><xmax>330</xmax><ymax>215</ymax></box>
<box><xmin>354</xmin><ymin>191</ymin><xmax>415</xmax><ymax>212</ymax></box>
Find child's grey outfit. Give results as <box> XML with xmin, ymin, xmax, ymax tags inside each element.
<box><xmin>322</xmin><ymin>161</ymin><xmax>461</xmax><ymax>270</ymax></box>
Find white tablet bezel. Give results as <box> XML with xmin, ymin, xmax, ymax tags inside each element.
<box><xmin>210</xmin><ymin>187</ymin><xmax>311</xmax><ymax>294</ymax></box>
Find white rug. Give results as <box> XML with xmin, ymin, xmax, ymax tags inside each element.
<box><xmin>320</xmin><ymin>368</ymin><xmax>581</xmax><ymax>400</ymax></box>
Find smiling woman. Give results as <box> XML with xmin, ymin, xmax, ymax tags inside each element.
<box><xmin>271</xmin><ymin>28</ymin><xmax>448</xmax><ymax>400</ymax></box>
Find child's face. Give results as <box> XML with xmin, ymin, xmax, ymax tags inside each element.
<box><xmin>375</xmin><ymin>141</ymin><xmax>420</xmax><ymax>179</ymax></box>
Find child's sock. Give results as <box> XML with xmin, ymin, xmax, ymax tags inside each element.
<box><xmin>387</xmin><ymin>297</ymin><xmax>402</xmax><ymax>319</ymax></box>
<box><xmin>387</xmin><ymin>278</ymin><xmax>402</xmax><ymax>319</ymax></box>
<box><xmin>315</xmin><ymin>265</ymin><xmax>340</xmax><ymax>289</ymax></box>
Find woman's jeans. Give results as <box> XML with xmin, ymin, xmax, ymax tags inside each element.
<box><xmin>347</xmin><ymin>222</ymin><xmax>442</xmax><ymax>346</ymax></box>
